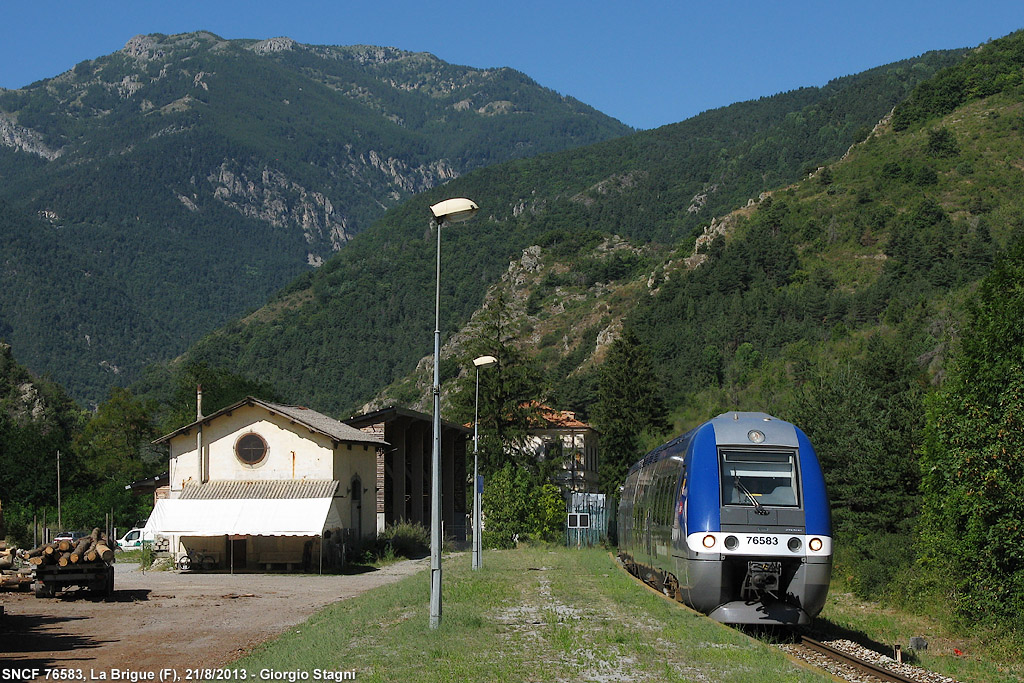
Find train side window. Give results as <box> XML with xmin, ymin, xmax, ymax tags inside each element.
<box><xmin>656</xmin><ymin>469</ymin><xmax>670</xmax><ymax>526</ymax></box>
<box><xmin>677</xmin><ymin>471</ymin><xmax>687</xmax><ymax>521</ymax></box>
<box><xmin>662</xmin><ymin>475</ymin><xmax>670</xmax><ymax>526</ymax></box>
<box><xmin>654</xmin><ymin>475</ymin><xmax>664</xmax><ymax>526</ymax></box>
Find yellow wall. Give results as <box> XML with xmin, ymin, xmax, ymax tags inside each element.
<box><xmin>166</xmin><ymin>403</ymin><xmax>377</xmax><ymax>537</ymax></box>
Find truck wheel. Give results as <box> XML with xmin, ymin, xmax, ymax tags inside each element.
<box><xmin>177</xmin><ymin>555</ymin><xmax>192</xmax><ymax>571</ymax></box>
<box><xmin>92</xmin><ymin>571</ymin><xmax>112</xmax><ymax>597</ymax></box>
<box><xmin>33</xmin><ymin>581</ymin><xmax>55</xmax><ymax>598</ymax></box>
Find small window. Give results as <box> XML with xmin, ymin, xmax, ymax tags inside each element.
<box><xmin>567</xmin><ymin>513</ymin><xmax>591</xmax><ymax>529</ymax></box>
<box><xmin>236</xmin><ymin>433</ymin><xmax>268</xmax><ymax>465</ymax></box>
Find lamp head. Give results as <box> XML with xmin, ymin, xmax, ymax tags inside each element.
<box><xmin>473</xmin><ymin>355</ymin><xmax>498</xmax><ymax>369</ymax></box>
<box><xmin>430</xmin><ymin>198</ymin><xmax>479</xmax><ymax>225</ymax></box>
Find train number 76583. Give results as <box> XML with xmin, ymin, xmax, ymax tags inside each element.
<box><xmin>746</xmin><ymin>536</ymin><xmax>779</xmax><ymax>545</ymax></box>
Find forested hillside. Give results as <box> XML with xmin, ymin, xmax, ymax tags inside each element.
<box><xmin>175</xmin><ymin>48</ymin><xmax>965</xmax><ymax>416</ymax></box>
<box><xmin>0</xmin><ymin>343</ymin><xmax>82</xmax><ymax>508</ymax></box>
<box><xmin>0</xmin><ymin>31</ymin><xmax>630</xmax><ymax>404</ymax></box>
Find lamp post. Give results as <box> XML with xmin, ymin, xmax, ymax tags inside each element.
<box><xmin>472</xmin><ymin>355</ymin><xmax>497</xmax><ymax>570</ymax></box>
<box><xmin>428</xmin><ymin>197</ymin><xmax>479</xmax><ymax>630</ymax></box>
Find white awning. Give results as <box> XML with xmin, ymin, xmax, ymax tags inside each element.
<box><xmin>144</xmin><ymin>496</ymin><xmax>339</xmax><ymax>537</ymax></box>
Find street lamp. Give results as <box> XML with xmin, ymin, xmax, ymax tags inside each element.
<box><xmin>428</xmin><ymin>197</ymin><xmax>479</xmax><ymax>630</ymax></box>
<box><xmin>472</xmin><ymin>354</ymin><xmax>497</xmax><ymax>570</ymax></box>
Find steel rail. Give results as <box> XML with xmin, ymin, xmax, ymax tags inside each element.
<box><xmin>799</xmin><ymin>636</ymin><xmax>918</xmax><ymax>683</ymax></box>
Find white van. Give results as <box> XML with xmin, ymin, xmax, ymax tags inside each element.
<box><xmin>116</xmin><ymin>527</ymin><xmax>154</xmax><ymax>549</ymax></box>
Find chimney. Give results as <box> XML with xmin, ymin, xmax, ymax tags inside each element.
<box><xmin>196</xmin><ymin>385</ymin><xmax>204</xmax><ymax>483</ymax></box>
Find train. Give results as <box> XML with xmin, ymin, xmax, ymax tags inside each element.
<box><xmin>617</xmin><ymin>411</ymin><xmax>831</xmax><ymax>625</ymax></box>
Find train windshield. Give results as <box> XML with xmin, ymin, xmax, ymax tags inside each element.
<box><xmin>720</xmin><ymin>450</ymin><xmax>799</xmax><ymax>507</ymax></box>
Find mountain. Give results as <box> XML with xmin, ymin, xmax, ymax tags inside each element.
<box><xmin>172</xmin><ymin>47</ymin><xmax>968</xmax><ymax>417</ymax></box>
<box><xmin>0</xmin><ymin>342</ymin><xmax>82</xmax><ymax>511</ymax></box>
<box><xmin>0</xmin><ymin>31</ymin><xmax>631</xmax><ymax>405</ymax></box>
<box><xmin>414</xmin><ymin>30</ymin><xmax>1024</xmax><ymax>424</ymax></box>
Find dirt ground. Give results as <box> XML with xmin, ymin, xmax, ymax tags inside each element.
<box><xmin>0</xmin><ymin>557</ymin><xmax>429</xmax><ymax>678</ymax></box>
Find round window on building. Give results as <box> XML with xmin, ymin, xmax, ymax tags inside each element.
<box><xmin>236</xmin><ymin>433</ymin><xmax>268</xmax><ymax>465</ymax></box>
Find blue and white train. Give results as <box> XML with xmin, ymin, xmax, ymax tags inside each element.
<box><xmin>618</xmin><ymin>412</ymin><xmax>832</xmax><ymax>625</ymax></box>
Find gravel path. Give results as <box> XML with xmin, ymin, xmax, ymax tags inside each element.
<box><xmin>0</xmin><ymin>558</ymin><xmax>429</xmax><ymax>678</ymax></box>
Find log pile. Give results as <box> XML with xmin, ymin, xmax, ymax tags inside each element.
<box><xmin>19</xmin><ymin>528</ymin><xmax>114</xmax><ymax>570</ymax></box>
<box><xmin>0</xmin><ymin>540</ymin><xmax>33</xmax><ymax>589</ymax></box>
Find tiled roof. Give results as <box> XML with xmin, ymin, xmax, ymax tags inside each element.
<box><xmin>154</xmin><ymin>397</ymin><xmax>388</xmax><ymax>445</ymax></box>
<box><xmin>522</xmin><ymin>401</ymin><xmax>591</xmax><ymax>429</ymax></box>
<box><xmin>261</xmin><ymin>400</ymin><xmax>383</xmax><ymax>443</ymax></box>
<box><xmin>345</xmin><ymin>405</ymin><xmax>472</xmax><ymax>433</ymax></box>
<box><xmin>180</xmin><ymin>480</ymin><xmax>339</xmax><ymax>500</ymax></box>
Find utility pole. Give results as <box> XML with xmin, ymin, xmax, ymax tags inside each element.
<box><xmin>56</xmin><ymin>450</ymin><xmax>62</xmax><ymax>531</ymax></box>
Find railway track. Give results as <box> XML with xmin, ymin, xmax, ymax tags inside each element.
<box><xmin>616</xmin><ymin>556</ymin><xmax>961</xmax><ymax>682</ymax></box>
<box><xmin>780</xmin><ymin>636</ymin><xmax>960</xmax><ymax>683</ymax></box>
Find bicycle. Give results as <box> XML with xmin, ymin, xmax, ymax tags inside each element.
<box><xmin>176</xmin><ymin>548</ymin><xmax>218</xmax><ymax>571</ymax></box>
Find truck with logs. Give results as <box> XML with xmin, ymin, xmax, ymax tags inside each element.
<box><xmin>21</xmin><ymin>528</ymin><xmax>115</xmax><ymax>598</ymax></box>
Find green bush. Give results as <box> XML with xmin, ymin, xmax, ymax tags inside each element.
<box><xmin>1</xmin><ymin>502</ymin><xmax>37</xmax><ymax>549</ymax></box>
<box><xmin>482</xmin><ymin>529</ymin><xmax>515</xmax><ymax>550</ymax></box>
<box><xmin>918</xmin><ymin>247</ymin><xmax>1024</xmax><ymax>629</ymax></box>
<box><xmin>837</xmin><ymin>532</ymin><xmax>918</xmax><ymax>599</ymax></box>
<box><xmin>350</xmin><ymin>521</ymin><xmax>432</xmax><ymax>565</ymax></box>
<box><xmin>379</xmin><ymin>521</ymin><xmax>430</xmax><ymax>558</ymax></box>
<box><xmin>140</xmin><ymin>543</ymin><xmax>154</xmax><ymax>570</ymax></box>
<box><xmin>482</xmin><ymin>463</ymin><xmax>568</xmax><ymax>548</ymax></box>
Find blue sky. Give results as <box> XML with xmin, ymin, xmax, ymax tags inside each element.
<box><xmin>2</xmin><ymin>1</ymin><xmax>1023</xmax><ymax>130</ymax></box>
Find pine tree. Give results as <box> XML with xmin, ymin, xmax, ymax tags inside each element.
<box><xmin>448</xmin><ymin>289</ymin><xmax>543</xmax><ymax>475</ymax></box>
<box><xmin>74</xmin><ymin>387</ymin><xmax>159</xmax><ymax>484</ymax></box>
<box><xmin>592</xmin><ymin>327</ymin><xmax>669</xmax><ymax>494</ymax></box>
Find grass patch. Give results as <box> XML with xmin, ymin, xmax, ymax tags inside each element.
<box><xmin>227</xmin><ymin>547</ymin><xmax>830</xmax><ymax>682</ymax></box>
<box><xmin>115</xmin><ymin>549</ymin><xmax>145</xmax><ymax>564</ymax></box>
<box><xmin>115</xmin><ymin>547</ymin><xmax>174</xmax><ymax>570</ymax></box>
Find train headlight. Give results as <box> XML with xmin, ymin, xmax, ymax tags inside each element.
<box><xmin>809</xmin><ymin>537</ymin><xmax>823</xmax><ymax>552</ymax></box>
<box><xmin>702</xmin><ymin>534</ymin><xmax>716</xmax><ymax>549</ymax></box>
<box><xmin>724</xmin><ymin>535</ymin><xmax>739</xmax><ymax>550</ymax></box>
<box><xmin>788</xmin><ymin>537</ymin><xmax>802</xmax><ymax>552</ymax></box>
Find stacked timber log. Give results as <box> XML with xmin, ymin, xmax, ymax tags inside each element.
<box><xmin>0</xmin><ymin>540</ymin><xmax>16</xmax><ymax>570</ymax></box>
<box><xmin>0</xmin><ymin>540</ymin><xmax>33</xmax><ymax>589</ymax></box>
<box><xmin>19</xmin><ymin>528</ymin><xmax>114</xmax><ymax>570</ymax></box>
